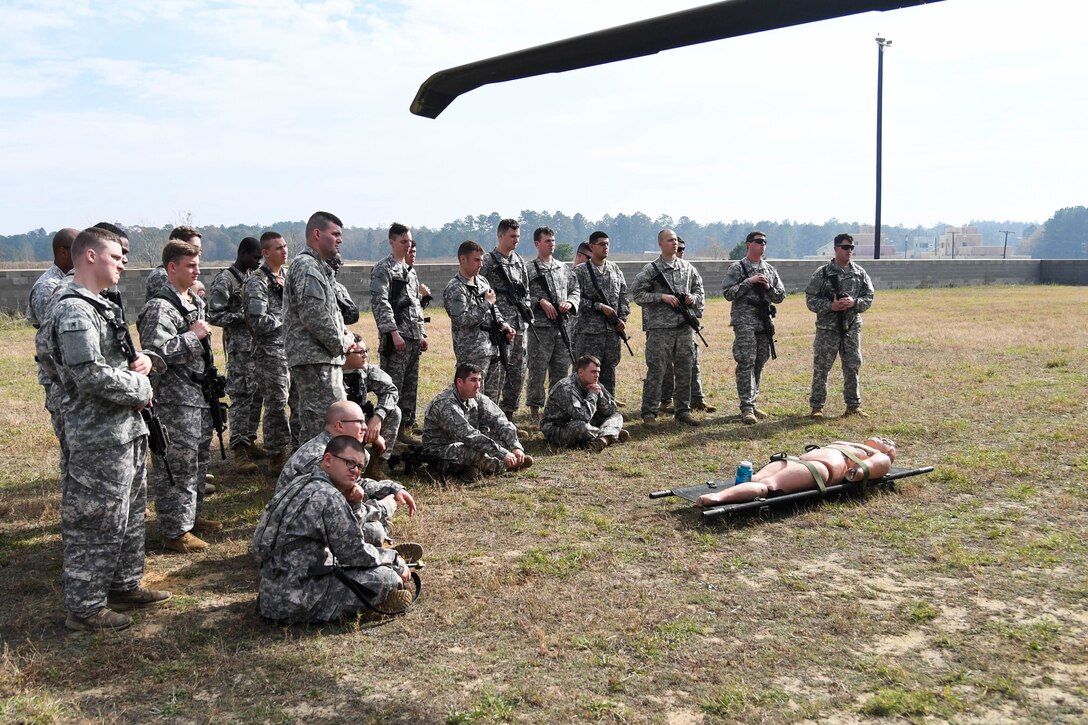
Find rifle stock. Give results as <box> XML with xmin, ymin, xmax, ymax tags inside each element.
<box><xmin>652</xmin><ymin>263</ymin><xmax>708</xmax><ymax>347</ymax></box>
<box><xmin>200</xmin><ymin>336</ymin><xmax>229</xmax><ymax>459</ymax></box>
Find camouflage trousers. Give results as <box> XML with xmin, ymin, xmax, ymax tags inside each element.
<box><xmin>375</xmin><ymin>406</ymin><xmax>402</xmax><ymax>461</ymax></box>
<box><xmin>254</xmin><ymin>350</ymin><xmax>291</xmax><ymax>454</ymax></box>
<box><xmin>225</xmin><ymin>345</ymin><xmax>263</xmax><ymax>449</ymax></box>
<box><xmin>733</xmin><ymin>325</ymin><xmax>773</xmax><ymax>412</ymax></box>
<box><xmin>542</xmin><ymin>411</ymin><xmax>624</xmax><ymax>449</ymax></box>
<box><xmin>62</xmin><ymin>437</ymin><xmax>148</xmax><ymax>617</ymax></box>
<box><xmin>641</xmin><ymin>326</ymin><xmax>695</xmax><ymax>418</ymax></box>
<box><xmin>380</xmin><ymin>336</ymin><xmax>422</xmax><ymax>430</ymax></box>
<box><xmin>419</xmin><ymin>442</ymin><xmax>507</xmax><ymax>476</ymax></box>
<box><xmin>258</xmin><ymin>565</ymin><xmax>403</xmax><ymax>623</ymax></box>
<box><xmin>150</xmin><ymin>404</ymin><xmax>212</xmax><ymax>540</ymax></box>
<box><xmin>810</xmin><ymin>325</ymin><xmax>863</xmax><ymax>409</ymax></box>
<box><xmin>485</xmin><ymin>327</ymin><xmax>528</xmax><ymax>416</ymax></box>
<box><xmin>661</xmin><ymin>345</ymin><xmax>706</xmax><ymax>406</ymax></box>
<box><xmin>290</xmin><ymin>364</ymin><xmax>346</xmax><ymax>444</ymax></box>
<box><xmin>574</xmin><ymin>332</ymin><xmax>621</xmax><ymax>398</ymax></box>
<box><xmin>44</xmin><ymin>382</ymin><xmax>69</xmax><ymax>483</ymax></box>
<box><xmin>526</xmin><ymin>324</ymin><xmax>572</xmax><ymax>409</ymax></box>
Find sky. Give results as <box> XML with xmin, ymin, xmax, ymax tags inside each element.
<box><xmin>1</xmin><ymin>0</ymin><xmax>1085</xmax><ymax>236</ymax></box>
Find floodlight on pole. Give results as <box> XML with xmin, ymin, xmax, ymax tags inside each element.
<box><xmin>874</xmin><ymin>35</ymin><xmax>892</xmax><ymax>260</ymax></box>
<box><xmin>1000</xmin><ymin>230</ymin><xmax>1015</xmax><ymax>259</ymax></box>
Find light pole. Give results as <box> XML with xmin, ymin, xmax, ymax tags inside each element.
<box><xmin>1000</xmin><ymin>230</ymin><xmax>1015</xmax><ymax>259</ymax></box>
<box><xmin>874</xmin><ymin>36</ymin><xmax>892</xmax><ymax>260</ymax></box>
<box><xmin>950</xmin><ymin>229</ymin><xmax>956</xmax><ymax>260</ymax></box>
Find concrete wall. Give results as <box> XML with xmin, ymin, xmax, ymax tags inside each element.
<box><xmin>4</xmin><ymin>258</ymin><xmax>1085</xmax><ymax>317</ymax></box>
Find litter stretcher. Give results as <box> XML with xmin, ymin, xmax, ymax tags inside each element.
<box><xmin>649</xmin><ymin>464</ymin><xmax>934</xmax><ymax>519</ymax></box>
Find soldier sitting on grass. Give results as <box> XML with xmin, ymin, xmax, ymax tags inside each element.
<box><xmin>541</xmin><ymin>354</ymin><xmax>629</xmax><ymax>452</ymax></box>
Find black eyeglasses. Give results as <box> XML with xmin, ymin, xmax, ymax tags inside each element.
<box><xmin>749</xmin><ymin>239</ymin><xmax>767</xmax><ymax>245</ymax></box>
<box><xmin>836</xmin><ymin>245</ymin><xmax>856</xmax><ymax>251</ymax></box>
<box><xmin>330</xmin><ymin>452</ymin><xmax>365</xmax><ymax>472</ymax></box>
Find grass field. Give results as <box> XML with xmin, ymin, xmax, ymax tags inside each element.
<box><xmin>1</xmin><ymin>285</ymin><xmax>1086</xmax><ymax>724</ymax></box>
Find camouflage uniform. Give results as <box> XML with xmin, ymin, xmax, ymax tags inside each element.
<box><xmin>443</xmin><ymin>272</ymin><xmax>505</xmax><ymax>387</ymax></box>
<box><xmin>207</xmin><ymin>265</ymin><xmax>263</xmax><ymax>449</ymax></box>
<box><xmin>51</xmin><ymin>284</ymin><xmax>152</xmax><ymax>618</ymax></box>
<box><xmin>481</xmin><ymin>248</ymin><xmax>533</xmax><ymax>415</ymax></box>
<box><xmin>27</xmin><ymin>264</ymin><xmax>70</xmax><ymax>479</ymax></box>
<box><xmin>252</xmin><ymin>469</ymin><xmax>406</xmax><ymax>623</ymax></box>
<box><xmin>660</xmin><ymin>348</ymin><xmax>707</xmax><ymax>408</ymax></box>
<box><xmin>805</xmin><ymin>260</ymin><xmax>874</xmax><ymax>409</ymax></box>
<box><xmin>145</xmin><ymin>266</ymin><xmax>168</xmax><ymax>301</ymax></box>
<box><xmin>525</xmin><ymin>259</ymin><xmax>581</xmax><ymax>410</ymax></box>
<box><xmin>421</xmin><ymin>384</ymin><xmax>523</xmax><ymax>475</ymax></box>
<box><xmin>540</xmin><ymin>373</ymin><xmax>623</xmax><ymax>448</ymax></box>
<box><xmin>370</xmin><ymin>254</ymin><xmax>426</xmax><ymax>430</ymax></box>
<box><xmin>284</xmin><ymin>247</ymin><xmax>349</xmax><ymax>443</ymax></box>
<box><xmin>573</xmin><ymin>260</ymin><xmax>629</xmax><ymax>397</ymax></box>
<box><xmin>343</xmin><ymin>363</ymin><xmax>402</xmax><ymax>461</ymax></box>
<box><xmin>244</xmin><ymin>262</ymin><xmax>291</xmax><ymax>454</ymax></box>
<box><xmin>631</xmin><ymin>257</ymin><xmax>704</xmax><ymax>419</ymax></box>
<box><xmin>137</xmin><ymin>284</ymin><xmax>213</xmax><ymax>540</ymax></box>
<box><xmin>722</xmin><ymin>258</ymin><xmax>786</xmax><ymax>413</ymax></box>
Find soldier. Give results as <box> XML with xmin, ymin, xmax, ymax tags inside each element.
<box><xmin>481</xmin><ymin>218</ymin><xmax>533</xmax><ymax>419</ymax></box>
<box><xmin>631</xmin><ymin>229</ymin><xmax>705</xmax><ymax>427</ymax></box>
<box><xmin>541</xmin><ymin>355</ymin><xmax>629</xmax><ymax>452</ymax></box>
<box><xmin>574</xmin><ymin>242</ymin><xmax>592</xmax><ymax>266</ymax></box>
<box><xmin>137</xmin><ymin>240</ymin><xmax>220</xmax><ymax>553</ymax></box>
<box><xmin>443</xmin><ymin>240</ymin><xmax>514</xmax><ymax>387</ymax></box>
<box><xmin>525</xmin><ymin>226</ymin><xmax>581</xmax><ymax>424</ymax></box>
<box><xmin>342</xmin><ymin>336</ymin><xmax>402</xmax><ymax>480</ymax></box>
<box><xmin>420</xmin><ymin>363</ymin><xmax>531</xmax><ymax>481</ymax></box>
<box><xmin>805</xmin><ymin>233</ymin><xmax>875</xmax><ymax>419</ymax></box>
<box><xmin>573</xmin><ymin>231</ymin><xmax>630</xmax><ymax>399</ymax></box>
<box><xmin>244</xmin><ymin>231</ymin><xmax>292</xmax><ymax>471</ymax></box>
<box><xmin>658</xmin><ymin>238</ymin><xmax>716</xmax><ymax>414</ymax></box>
<box><xmin>722</xmin><ymin>231</ymin><xmax>786</xmax><ymax>424</ymax></box>
<box><xmin>146</xmin><ymin>225</ymin><xmax>202</xmax><ymax>301</ymax></box>
<box><xmin>253</xmin><ymin>435</ymin><xmax>414</xmax><ymax>623</ymax></box>
<box><xmin>284</xmin><ymin>211</ymin><xmax>358</xmax><ymax>442</ymax></box>
<box><xmin>51</xmin><ymin>226</ymin><xmax>169</xmax><ymax>631</ymax></box>
<box><xmin>329</xmin><ymin>252</ymin><xmax>359</xmax><ymax>324</ymax></box>
<box><xmin>207</xmin><ymin>237</ymin><xmax>264</xmax><ymax>470</ymax></box>
<box><xmin>370</xmin><ymin>223</ymin><xmax>427</xmax><ymax>445</ymax></box>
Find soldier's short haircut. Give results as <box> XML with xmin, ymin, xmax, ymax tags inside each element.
<box><xmin>577</xmin><ymin>242</ymin><xmax>592</xmax><ymax>257</ymax></box>
<box><xmin>533</xmin><ymin>226</ymin><xmax>555</xmax><ymax>242</ymax></box>
<box><xmin>589</xmin><ymin>231</ymin><xmax>609</xmax><ymax>244</ymax></box>
<box><xmin>163</xmin><ymin>240</ymin><xmax>200</xmax><ymax>268</ymax></box>
<box><xmin>576</xmin><ymin>354</ymin><xmax>601</xmax><ymax>371</ymax></box>
<box><xmin>325</xmin><ymin>434</ymin><xmax>365</xmax><ymax>458</ymax></box>
<box><xmin>834</xmin><ymin>233</ymin><xmax>854</xmax><ymax>246</ymax></box>
<box><xmin>497</xmin><ymin>218</ymin><xmax>520</xmax><ymax>234</ymax></box>
<box><xmin>72</xmin><ymin>226</ymin><xmax>121</xmax><ymax>259</ymax></box>
<box><xmin>259</xmin><ymin>231</ymin><xmax>283</xmax><ymax>247</ymax></box>
<box><xmin>238</xmin><ymin>236</ymin><xmax>261</xmax><ymax>255</ymax></box>
<box><xmin>745</xmin><ymin>231</ymin><xmax>767</xmax><ymax>244</ymax></box>
<box><xmin>306</xmin><ymin>211</ymin><xmax>343</xmax><ymax>238</ymax></box>
<box><xmin>169</xmin><ymin>225</ymin><xmax>202</xmax><ymax>242</ymax></box>
<box><xmin>457</xmin><ymin>240</ymin><xmax>483</xmax><ymax>259</ymax></box>
<box><xmin>454</xmin><ymin>362</ymin><xmax>483</xmax><ymax>382</ymax></box>
<box><xmin>389</xmin><ymin>222</ymin><xmax>410</xmax><ymax>239</ymax></box>
<box><xmin>92</xmin><ymin>222</ymin><xmax>129</xmax><ymax>240</ymax></box>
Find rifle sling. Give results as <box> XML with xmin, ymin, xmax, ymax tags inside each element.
<box><xmin>826</xmin><ymin>445</ymin><xmax>872</xmax><ymax>483</ymax></box>
<box><xmin>769</xmin><ymin>452</ymin><xmax>827</xmax><ymax>494</ymax></box>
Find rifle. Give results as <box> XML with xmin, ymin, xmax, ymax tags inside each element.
<box><xmin>344</xmin><ymin>371</ymin><xmax>377</xmax><ymax>419</ymax></box>
<box><xmin>825</xmin><ymin>267</ymin><xmax>847</xmax><ymax>336</ymax></box>
<box><xmin>199</xmin><ymin>336</ymin><xmax>229</xmax><ymax>459</ymax></box>
<box><xmin>532</xmin><ymin>261</ymin><xmax>576</xmax><ymax>366</ymax></box>
<box><xmin>485</xmin><ymin>300</ymin><xmax>510</xmax><ymax>371</ymax></box>
<box><xmin>739</xmin><ymin>260</ymin><xmax>777</xmax><ymax>359</ymax></box>
<box><xmin>584</xmin><ymin>261</ymin><xmax>634</xmax><ymax>355</ymax></box>
<box><xmin>488</xmin><ymin>251</ymin><xmax>540</xmax><ymax>343</ymax></box>
<box><xmin>651</xmin><ymin>262</ymin><xmax>708</xmax><ymax>347</ymax></box>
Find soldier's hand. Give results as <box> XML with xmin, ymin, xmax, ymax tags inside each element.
<box><xmin>189</xmin><ymin>320</ymin><xmax>212</xmax><ymax>339</ymax></box>
<box><xmin>136</xmin><ymin>389</ymin><xmax>153</xmax><ymax>411</ymax></box>
<box><xmin>484</xmin><ymin>289</ymin><xmax>497</xmax><ymax>304</ymax></box>
<box><xmin>661</xmin><ymin>293</ymin><xmax>680</xmax><ymax>308</ymax></box>
<box><xmin>614</xmin><ymin>319</ymin><xmax>627</xmax><ymax>333</ymax></box>
<box><xmin>684</xmin><ymin>294</ymin><xmax>696</xmax><ymax>306</ymax></box>
<box><xmin>419</xmin><ymin>283</ymin><xmax>431</xmax><ymax>297</ymax></box>
<box><xmin>832</xmin><ymin>295</ymin><xmax>855</xmax><ymax>311</ymax></box>
<box><xmin>373</xmin><ymin>434</ymin><xmax>387</xmax><ymax>455</ymax></box>
<box><xmin>503</xmin><ymin>325</ymin><xmax>516</xmax><ymax>343</ymax></box>
<box><xmin>420</xmin><ymin>337</ymin><xmax>429</xmax><ymax>352</ymax></box>
<box><xmin>130</xmin><ymin>353</ymin><xmax>153</xmax><ymax>376</ymax></box>
<box><xmin>559</xmin><ymin>301</ymin><xmax>573</xmax><ymax>315</ymax></box>
<box><xmin>599</xmin><ymin>304</ymin><xmax>615</xmax><ymax>318</ymax></box>
<box><xmin>587</xmin><ymin>382</ymin><xmax>602</xmax><ymax>395</ymax></box>
<box><xmin>391</xmin><ymin>330</ymin><xmax>406</xmax><ymax>352</ymax></box>
<box><xmin>345</xmin><ymin>483</ymin><xmax>365</xmax><ymax>504</ymax></box>
<box><xmin>539</xmin><ymin>298</ymin><xmax>557</xmax><ymax>320</ymax></box>
<box><xmin>504</xmin><ymin>451</ymin><xmax>519</xmax><ymax>470</ymax></box>
<box><xmin>363</xmin><ymin>416</ymin><xmax>383</xmax><ymax>444</ymax></box>
<box><xmin>749</xmin><ymin>273</ymin><xmax>769</xmax><ymax>287</ymax></box>
<box><xmin>400</xmin><ymin>566</ymin><xmax>411</xmax><ymax>583</ymax></box>
<box><xmin>395</xmin><ymin>489</ymin><xmax>416</xmax><ymax>516</ymax></box>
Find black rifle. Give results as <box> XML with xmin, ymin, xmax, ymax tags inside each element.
<box><xmin>485</xmin><ymin>299</ymin><xmax>510</xmax><ymax>371</ymax></box>
<box><xmin>380</xmin><ymin>277</ymin><xmax>418</xmax><ymax>357</ymax></box>
<box><xmin>488</xmin><ymin>251</ymin><xmax>540</xmax><ymax>343</ymax></box>
<box><xmin>651</xmin><ymin>262</ymin><xmax>708</xmax><ymax>347</ymax></box>
<box><xmin>825</xmin><ymin>267</ymin><xmax>847</xmax><ymax>336</ymax></box>
<box><xmin>344</xmin><ymin>371</ymin><xmax>377</xmax><ymax>419</ymax></box>
<box><xmin>584</xmin><ymin>261</ymin><xmax>634</xmax><ymax>355</ymax></box>
<box><xmin>200</xmin><ymin>336</ymin><xmax>229</xmax><ymax>459</ymax></box>
<box><xmin>532</xmin><ymin>261</ymin><xmax>576</xmax><ymax>366</ymax></box>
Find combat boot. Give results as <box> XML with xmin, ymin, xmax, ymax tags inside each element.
<box><xmin>691</xmin><ymin>400</ymin><xmax>717</xmax><ymax>413</ymax></box>
<box><xmin>740</xmin><ymin>410</ymin><xmax>758</xmax><ymax>425</ymax></box>
<box><xmin>844</xmin><ymin>406</ymin><xmax>869</xmax><ymax>418</ymax></box>
<box><xmin>107</xmin><ymin>587</ymin><xmax>172</xmax><ymax>612</ymax></box>
<box><xmin>397</xmin><ymin>428</ymin><xmax>421</xmax><ymax>446</ymax></box>
<box><xmin>364</xmin><ymin>456</ymin><xmax>392</xmax><ymax>481</ymax></box>
<box><xmin>267</xmin><ymin>449</ymin><xmax>290</xmax><ymax>474</ymax></box>
<box><xmin>164</xmin><ymin>532</ymin><xmax>208</xmax><ymax>554</ymax></box>
<box><xmin>617</xmin><ymin>429</ymin><xmax>630</xmax><ymax>443</ymax></box>
<box><xmin>642</xmin><ymin>415</ymin><xmax>657</xmax><ymax>426</ymax></box>
<box><xmin>192</xmin><ymin>517</ymin><xmax>223</xmax><ymax>534</ymax></box>
<box><xmin>393</xmin><ymin>542</ymin><xmax>424</xmax><ymax>564</ymax></box>
<box><xmin>809</xmin><ymin>407</ymin><xmax>825</xmax><ymax>420</ymax></box>
<box><xmin>677</xmin><ymin>412</ymin><xmax>701</xmax><ymax>427</ymax></box>
<box><xmin>234</xmin><ymin>447</ymin><xmax>258</xmax><ymax>474</ymax></box>
<box><xmin>587</xmin><ymin>437</ymin><xmax>608</xmax><ymax>453</ymax></box>
<box><xmin>246</xmin><ymin>443</ymin><xmax>270</xmax><ymax>459</ymax></box>
<box><xmin>516</xmin><ymin>427</ymin><xmax>531</xmax><ymax>440</ymax></box>
<box><xmin>204</xmin><ymin>482</ymin><xmax>217</xmax><ymax>495</ymax></box>
<box><xmin>753</xmin><ymin>408</ymin><xmax>769</xmax><ymax>419</ymax></box>
<box><xmin>660</xmin><ymin>402</ymin><xmax>674</xmax><ymax>414</ymax></box>
<box><xmin>528</xmin><ymin>407</ymin><xmax>541</xmax><ymax>424</ymax></box>
<box><xmin>65</xmin><ymin>607</ymin><xmax>132</xmax><ymax>632</ymax></box>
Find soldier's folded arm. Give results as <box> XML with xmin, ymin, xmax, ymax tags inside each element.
<box><xmin>60</xmin><ymin>320</ymin><xmax>153</xmax><ymax>408</ymax></box>
<box><xmin>300</xmin><ymin>271</ymin><xmax>349</xmax><ymax>356</ymax></box>
<box><xmin>369</xmin><ymin>269</ymin><xmax>399</xmax><ymax>334</ymax></box>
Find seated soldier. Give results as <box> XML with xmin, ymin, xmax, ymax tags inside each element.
<box><xmin>421</xmin><ymin>363</ymin><xmax>532</xmax><ymax>481</ymax></box>
<box><xmin>342</xmin><ymin>334</ymin><xmax>401</xmax><ymax>479</ymax></box>
<box><xmin>253</xmin><ymin>436</ymin><xmax>413</xmax><ymax>623</ymax></box>
<box><xmin>277</xmin><ymin>401</ymin><xmax>417</xmax><ymax>553</ymax></box>
<box><xmin>696</xmin><ymin>437</ymin><xmax>896</xmax><ymax>507</ymax></box>
<box><xmin>541</xmin><ymin>354</ymin><xmax>630</xmax><ymax>452</ymax></box>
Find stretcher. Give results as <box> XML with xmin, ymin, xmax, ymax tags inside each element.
<box><xmin>649</xmin><ymin>465</ymin><xmax>934</xmax><ymax>519</ymax></box>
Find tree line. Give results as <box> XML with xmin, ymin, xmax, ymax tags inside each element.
<box><xmin>2</xmin><ymin>209</ymin><xmax>1082</xmax><ymax>263</ymax></box>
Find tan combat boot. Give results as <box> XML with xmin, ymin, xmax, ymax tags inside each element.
<box><xmin>164</xmin><ymin>532</ymin><xmax>209</xmax><ymax>554</ymax></box>
<box><xmin>65</xmin><ymin>607</ymin><xmax>132</xmax><ymax>632</ymax></box>
<box><xmin>844</xmin><ymin>406</ymin><xmax>870</xmax><ymax>418</ymax></box>
<box><xmin>107</xmin><ymin>587</ymin><xmax>172</xmax><ymax>611</ymax></box>
<box><xmin>192</xmin><ymin>517</ymin><xmax>223</xmax><ymax>534</ymax></box>
<box><xmin>809</xmin><ymin>407</ymin><xmax>825</xmax><ymax>420</ymax></box>
<box><xmin>740</xmin><ymin>410</ymin><xmax>758</xmax><ymax>425</ymax></box>
<box><xmin>528</xmin><ymin>407</ymin><xmax>541</xmax><ymax>424</ymax></box>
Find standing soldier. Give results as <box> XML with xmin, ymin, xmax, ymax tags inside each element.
<box><xmin>658</xmin><ymin>238</ymin><xmax>716</xmax><ymax>414</ymax></box>
<box><xmin>573</xmin><ymin>231</ymin><xmax>630</xmax><ymax>399</ymax></box>
<box><xmin>631</xmin><ymin>229</ymin><xmax>705</xmax><ymax>427</ymax></box>
<box><xmin>245</xmin><ymin>231</ymin><xmax>292</xmax><ymax>471</ymax></box>
<box><xmin>805</xmin><ymin>233</ymin><xmax>875</xmax><ymax>419</ymax></box>
<box><xmin>53</xmin><ymin>226</ymin><xmax>169</xmax><ymax>630</ymax></box>
<box><xmin>146</xmin><ymin>225</ymin><xmax>201</xmax><ymax>301</ymax></box>
<box><xmin>525</xmin><ymin>226</ymin><xmax>581</xmax><ymax>424</ymax></box>
<box><xmin>481</xmin><ymin>218</ymin><xmax>533</xmax><ymax>420</ymax></box>
<box><xmin>207</xmin><ymin>237</ymin><xmax>264</xmax><ymax>470</ymax></box>
<box><xmin>443</xmin><ymin>240</ymin><xmax>514</xmax><ymax>387</ymax></box>
<box><xmin>137</xmin><ymin>241</ymin><xmax>220</xmax><ymax>553</ymax></box>
<box><xmin>370</xmin><ymin>223</ymin><xmax>427</xmax><ymax>445</ymax></box>
<box><xmin>284</xmin><ymin>211</ymin><xmax>358</xmax><ymax>442</ymax></box>
<box><xmin>722</xmin><ymin>231</ymin><xmax>786</xmax><ymax>424</ymax></box>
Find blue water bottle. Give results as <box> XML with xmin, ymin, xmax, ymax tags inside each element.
<box><xmin>735</xmin><ymin>461</ymin><xmax>753</xmax><ymax>485</ymax></box>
